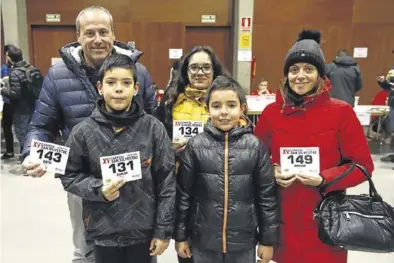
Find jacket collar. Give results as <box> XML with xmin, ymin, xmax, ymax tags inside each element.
<box><xmin>275</xmin><ymin>77</ymin><xmax>332</xmax><ymax>115</ymax></box>
<box><xmin>13</xmin><ymin>60</ymin><xmax>28</xmax><ymax>68</ymax></box>
<box><xmin>91</xmin><ymin>95</ymin><xmax>145</xmax><ymax>127</ymax></box>
<box><xmin>204</xmin><ymin>116</ymin><xmax>253</xmax><ymax>141</ymax></box>
<box><xmin>59</xmin><ymin>41</ymin><xmax>143</xmax><ymax>75</ymax></box>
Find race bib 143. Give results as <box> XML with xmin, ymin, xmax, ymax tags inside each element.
<box><xmin>30</xmin><ymin>139</ymin><xmax>70</xmax><ymax>175</ymax></box>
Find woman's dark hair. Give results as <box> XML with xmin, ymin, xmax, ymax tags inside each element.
<box><xmin>98</xmin><ymin>54</ymin><xmax>137</xmax><ymax>83</ymax></box>
<box><xmin>158</xmin><ymin>46</ymin><xmax>230</xmax><ymax>136</ymax></box>
<box><xmin>206</xmin><ymin>75</ymin><xmax>247</xmax><ymax>113</ymax></box>
<box><xmin>7</xmin><ymin>45</ymin><xmax>23</xmax><ymax>63</ymax></box>
<box><xmin>163</xmin><ymin>45</ymin><xmax>230</xmax><ymax>108</ymax></box>
<box><xmin>172</xmin><ymin>60</ymin><xmax>181</xmax><ymax>71</ymax></box>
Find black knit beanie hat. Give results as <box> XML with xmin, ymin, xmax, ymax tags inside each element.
<box><xmin>284</xmin><ymin>29</ymin><xmax>325</xmax><ymax>77</ymax></box>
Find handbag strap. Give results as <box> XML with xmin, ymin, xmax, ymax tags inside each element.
<box><xmin>354</xmin><ymin>163</ymin><xmax>382</xmax><ymax>201</ymax></box>
<box><xmin>319</xmin><ymin>159</ymin><xmax>355</xmax><ymax>193</ymax></box>
<box><xmin>319</xmin><ymin>160</ymin><xmax>382</xmax><ymax>201</ymax></box>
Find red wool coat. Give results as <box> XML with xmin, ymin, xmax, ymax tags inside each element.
<box><xmin>254</xmin><ymin>80</ymin><xmax>374</xmax><ymax>263</ymax></box>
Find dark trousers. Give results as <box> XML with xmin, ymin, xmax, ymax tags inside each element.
<box><xmin>13</xmin><ymin>112</ymin><xmax>32</xmax><ymax>152</ymax></box>
<box><xmin>178</xmin><ymin>255</ymin><xmax>194</xmax><ymax>263</ymax></box>
<box><xmin>192</xmin><ymin>247</ymin><xmax>256</xmax><ymax>263</ymax></box>
<box><xmin>1</xmin><ymin>103</ymin><xmax>14</xmax><ymax>153</ymax></box>
<box><xmin>94</xmin><ymin>242</ymin><xmax>153</xmax><ymax>263</ymax></box>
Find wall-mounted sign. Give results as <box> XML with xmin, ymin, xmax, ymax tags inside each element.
<box><xmin>46</xmin><ymin>14</ymin><xmax>61</xmax><ymax>23</ymax></box>
<box><xmin>241</xmin><ymin>17</ymin><xmax>252</xmax><ymax>32</ymax></box>
<box><xmin>238</xmin><ymin>50</ymin><xmax>252</xmax><ymax>62</ymax></box>
<box><xmin>51</xmin><ymin>57</ymin><xmax>62</xmax><ymax>66</ymax></box>
<box><xmin>169</xmin><ymin>49</ymin><xmax>183</xmax><ymax>59</ymax></box>
<box><xmin>201</xmin><ymin>15</ymin><xmax>216</xmax><ymax>23</ymax></box>
<box><xmin>353</xmin><ymin>47</ymin><xmax>368</xmax><ymax>58</ymax></box>
<box><xmin>239</xmin><ymin>33</ymin><xmax>251</xmax><ymax>49</ymax></box>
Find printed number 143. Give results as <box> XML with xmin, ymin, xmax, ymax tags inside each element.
<box><xmin>37</xmin><ymin>149</ymin><xmax>62</xmax><ymax>163</ymax></box>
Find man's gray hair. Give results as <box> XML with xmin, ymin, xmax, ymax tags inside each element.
<box><xmin>76</xmin><ymin>6</ymin><xmax>114</xmax><ymax>34</ymax></box>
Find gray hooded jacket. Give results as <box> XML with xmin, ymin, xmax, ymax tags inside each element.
<box><xmin>326</xmin><ymin>55</ymin><xmax>362</xmax><ymax>106</ymax></box>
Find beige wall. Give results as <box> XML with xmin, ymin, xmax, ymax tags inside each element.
<box><xmin>2</xmin><ymin>0</ymin><xmax>29</xmax><ymax>63</ymax></box>
<box><xmin>232</xmin><ymin>0</ymin><xmax>254</xmax><ymax>95</ymax></box>
<box><xmin>3</xmin><ymin>0</ymin><xmax>257</xmax><ymax>83</ymax></box>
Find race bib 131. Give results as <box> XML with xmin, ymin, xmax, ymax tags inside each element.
<box><xmin>100</xmin><ymin>151</ymin><xmax>142</xmax><ymax>185</ymax></box>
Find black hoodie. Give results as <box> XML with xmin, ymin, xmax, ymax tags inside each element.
<box><xmin>326</xmin><ymin>55</ymin><xmax>362</xmax><ymax>106</ymax></box>
<box><xmin>59</xmin><ymin>96</ymin><xmax>175</xmax><ymax>246</ymax></box>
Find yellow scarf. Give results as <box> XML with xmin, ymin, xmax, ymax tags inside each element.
<box><xmin>174</xmin><ymin>85</ymin><xmax>207</xmax><ymax>107</ymax></box>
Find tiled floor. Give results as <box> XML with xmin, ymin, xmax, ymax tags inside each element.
<box><xmin>1</xmin><ymin>155</ymin><xmax>393</xmax><ymax>263</ymax></box>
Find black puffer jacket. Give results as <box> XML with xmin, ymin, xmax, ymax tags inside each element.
<box><xmin>174</xmin><ymin>122</ymin><xmax>280</xmax><ymax>253</ymax></box>
<box><xmin>326</xmin><ymin>55</ymin><xmax>362</xmax><ymax>106</ymax></box>
<box><xmin>0</xmin><ymin>61</ymin><xmax>42</xmax><ymax>114</ymax></box>
<box><xmin>60</xmin><ymin>97</ymin><xmax>176</xmax><ymax>246</ymax></box>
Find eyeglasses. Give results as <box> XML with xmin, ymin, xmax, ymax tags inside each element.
<box><xmin>188</xmin><ymin>64</ymin><xmax>213</xmax><ymax>74</ymax></box>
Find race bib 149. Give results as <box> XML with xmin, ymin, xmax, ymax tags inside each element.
<box><xmin>280</xmin><ymin>147</ymin><xmax>320</xmax><ymax>176</ymax></box>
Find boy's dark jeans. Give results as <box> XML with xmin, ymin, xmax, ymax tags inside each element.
<box><xmin>94</xmin><ymin>242</ymin><xmax>153</xmax><ymax>263</ymax></box>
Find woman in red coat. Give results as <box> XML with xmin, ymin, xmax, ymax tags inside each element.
<box><xmin>254</xmin><ymin>29</ymin><xmax>374</xmax><ymax>263</ymax></box>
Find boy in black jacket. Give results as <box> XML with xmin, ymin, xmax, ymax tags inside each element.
<box><xmin>174</xmin><ymin>75</ymin><xmax>280</xmax><ymax>263</ymax></box>
<box><xmin>60</xmin><ymin>54</ymin><xmax>175</xmax><ymax>263</ymax></box>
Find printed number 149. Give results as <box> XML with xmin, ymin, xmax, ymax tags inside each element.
<box><xmin>287</xmin><ymin>155</ymin><xmax>312</xmax><ymax>164</ymax></box>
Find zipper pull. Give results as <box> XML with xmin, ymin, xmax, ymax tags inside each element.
<box><xmin>344</xmin><ymin>212</ymin><xmax>351</xmax><ymax>221</ymax></box>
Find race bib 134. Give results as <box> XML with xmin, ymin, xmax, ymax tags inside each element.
<box><xmin>173</xmin><ymin>120</ymin><xmax>204</xmax><ymax>143</ymax></box>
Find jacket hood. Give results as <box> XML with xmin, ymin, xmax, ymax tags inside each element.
<box><xmin>333</xmin><ymin>55</ymin><xmax>357</xmax><ymax>66</ymax></box>
<box><xmin>91</xmin><ymin>95</ymin><xmax>145</xmax><ymax>127</ymax></box>
<box><xmin>59</xmin><ymin>40</ymin><xmax>144</xmax><ymax>73</ymax></box>
<box><xmin>13</xmin><ymin>60</ymin><xmax>28</xmax><ymax>68</ymax></box>
<box><xmin>204</xmin><ymin>117</ymin><xmax>253</xmax><ymax>141</ymax></box>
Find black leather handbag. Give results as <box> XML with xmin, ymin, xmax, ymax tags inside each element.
<box><xmin>313</xmin><ymin>161</ymin><xmax>394</xmax><ymax>253</ymax></box>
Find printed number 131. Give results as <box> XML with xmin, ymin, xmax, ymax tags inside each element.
<box><xmin>109</xmin><ymin>161</ymin><xmax>134</xmax><ymax>174</ymax></box>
